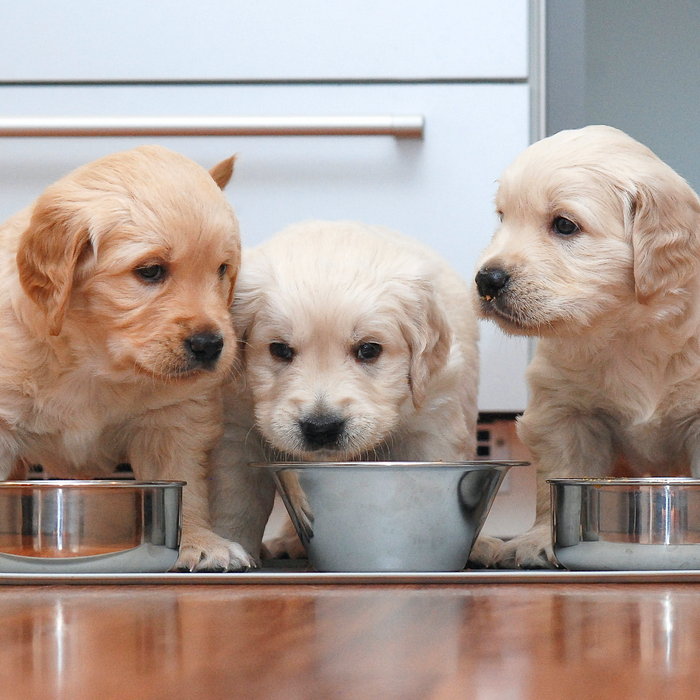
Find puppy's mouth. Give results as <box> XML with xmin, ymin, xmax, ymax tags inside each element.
<box><xmin>136</xmin><ymin>361</ymin><xmax>215</xmax><ymax>382</ymax></box>
<box><xmin>479</xmin><ymin>296</ymin><xmax>536</xmax><ymax>333</ymax></box>
<box><xmin>263</xmin><ymin>406</ymin><xmax>397</xmax><ymax>461</ymax></box>
<box><xmin>268</xmin><ymin>412</ymin><xmax>373</xmax><ymax>459</ymax></box>
<box><xmin>475</xmin><ymin>266</ymin><xmax>522</xmax><ymax>326</ymax></box>
<box><xmin>134</xmin><ymin>331</ymin><xmax>228</xmax><ymax>381</ymax></box>
<box><xmin>475</xmin><ymin>267</ymin><xmax>550</xmax><ymax>336</ymax></box>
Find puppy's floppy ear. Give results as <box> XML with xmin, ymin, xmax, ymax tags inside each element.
<box><xmin>630</xmin><ymin>169</ymin><xmax>700</xmax><ymax>303</ymax></box>
<box><xmin>17</xmin><ymin>197</ymin><xmax>92</xmax><ymax>336</ymax></box>
<box><xmin>229</xmin><ymin>265</ymin><xmax>263</xmax><ymax>369</ymax></box>
<box><xmin>209</xmin><ymin>156</ymin><xmax>236</xmax><ymax>190</ymax></box>
<box><xmin>399</xmin><ymin>282</ymin><xmax>453</xmax><ymax>409</ymax></box>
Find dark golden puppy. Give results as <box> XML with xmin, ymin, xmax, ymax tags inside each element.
<box><xmin>0</xmin><ymin>146</ymin><xmax>249</xmax><ymax>570</ymax></box>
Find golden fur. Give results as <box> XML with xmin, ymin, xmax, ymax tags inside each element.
<box><xmin>209</xmin><ymin>220</ymin><xmax>497</xmax><ymax>565</ymax></box>
<box><xmin>0</xmin><ymin>145</ymin><xmax>251</xmax><ymax>570</ymax></box>
<box><xmin>475</xmin><ymin>125</ymin><xmax>700</xmax><ymax>567</ymax></box>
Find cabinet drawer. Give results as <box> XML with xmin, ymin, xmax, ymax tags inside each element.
<box><xmin>0</xmin><ymin>0</ymin><xmax>528</xmax><ymax>82</ymax></box>
<box><xmin>0</xmin><ymin>82</ymin><xmax>529</xmax><ymax>411</ymax></box>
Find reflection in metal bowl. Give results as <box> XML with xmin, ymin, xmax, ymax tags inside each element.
<box><xmin>551</xmin><ymin>477</ymin><xmax>700</xmax><ymax>570</ymax></box>
<box><xmin>0</xmin><ymin>480</ymin><xmax>183</xmax><ymax>573</ymax></box>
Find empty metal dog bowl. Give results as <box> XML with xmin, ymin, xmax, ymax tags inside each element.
<box><xmin>257</xmin><ymin>461</ymin><xmax>527</xmax><ymax>572</ymax></box>
<box><xmin>551</xmin><ymin>477</ymin><xmax>700</xmax><ymax>570</ymax></box>
<box><xmin>0</xmin><ymin>480</ymin><xmax>183</xmax><ymax>573</ymax></box>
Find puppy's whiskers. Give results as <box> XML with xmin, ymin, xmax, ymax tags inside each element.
<box><xmin>243</xmin><ymin>425</ymin><xmax>258</xmax><ymax>451</ymax></box>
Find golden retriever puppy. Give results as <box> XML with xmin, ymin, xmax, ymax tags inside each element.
<box><xmin>0</xmin><ymin>146</ymin><xmax>251</xmax><ymax>571</ymax></box>
<box><xmin>209</xmin><ymin>220</ymin><xmax>498</xmax><ymax>566</ymax></box>
<box><xmin>475</xmin><ymin>125</ymin><xmax>700</xmax><ymax>567</ymax></box>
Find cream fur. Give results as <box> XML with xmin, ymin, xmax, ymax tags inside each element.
<box><xmin>475</xmin><ymin>125</ymin><xmax>700</xmax><ymax>567</ymax></box>
<box><xmin>209</xmin><ymin>220</ymin><xmax>493</xmax><ymax>565</ymax></box>
<box><xmin>0</xmin><ymin>145</ymin><xmax>251</xmax><ymax>571</ymax></box>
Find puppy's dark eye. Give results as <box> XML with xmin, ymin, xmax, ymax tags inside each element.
<box><xmin>355</xmin><ymin>342</ymin><xmax>382</xmax><ymax>362</ymax></box>
<box><xmin>269</xmin><ymin>342</ymin><xmax>294</xmax><ymax>362</ymax></box>
<box><xmin>135</xmin><ymin>264</ymin><xmax>167</xmax><ymax>282</ymax></box>
<box><xmin>218</xmin><ymin>263</ymin><xmax>228</xmax><ymax>278</ymax></box>
<box><xmin>497</xmin><ymin>210</ymin><xmax>504</xmax><ymax>222</ymax></box>
<box><xmin>552</xmin><ymin>216</ymin><xmax>579</xmax><ymax>236</ymax></box>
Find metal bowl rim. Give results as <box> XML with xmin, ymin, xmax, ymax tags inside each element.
<box><xmin>0</xmin><ymin>480</ymin><xmax>186</xmax><ymax>489</ymax></box>
<box><xmin>251</xmin><ymin>460</ymin><xmax>529</xmax><ymax>470</ymax></box>
<box><xmin>548</xmin><ymin>477</ymin><xmax>700</xmax><ymax>486</ymax></box>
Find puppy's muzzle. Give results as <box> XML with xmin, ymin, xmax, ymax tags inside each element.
<box><xmin>475</xmin><ymin>267</ymin><xmax>511</xmax><ymax>301</ymax></box>
<box><xmin>299</xmin><ymin>414</ymin><xmax>346</xmax><ymax>450</ymax></box>
<box><xmin>185</xmin><ymin>331</ymin><xmax>224</xmax><ymax>368</ymax></box>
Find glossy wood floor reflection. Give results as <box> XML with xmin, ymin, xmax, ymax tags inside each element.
<box><xmin>0</xmin><ymin>582</ymin><xmax>699</xmax><ymax>699</ymax></box>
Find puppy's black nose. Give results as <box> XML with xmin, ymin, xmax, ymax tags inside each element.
<box><xmin>475</xmin><ymin>267</ymin><xmax>510</xmax><ymax>299</ymax></box>
<box><xmin>186</xmin><ymin>332</ymin><xmax>224</xmax><ymax>366</ymax></box>
<box><xmin>300</xmin><ymin>415</ymin><xmax>346</xmax><ymax>450</ymax></box>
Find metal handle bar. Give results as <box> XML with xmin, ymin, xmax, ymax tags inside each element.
<box><xmin>0</xmin><ymin>115</ymin><xmax>424</xmax><ymax>138</ymax></box>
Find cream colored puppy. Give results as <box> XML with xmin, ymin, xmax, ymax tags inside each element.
<box><xmin>475</xmin><ymin>125</ymin><xmax>700</xmax><ymax>567</ymax></box>
<box><xmin>0</xmin><ymin>146</ymin><xmax>251</xmax><ymax>571</ymax></box>
<box><xmin>210</xmin><ymin>220</ymin><xmax>493</xmax><ymax>565</ymax></box>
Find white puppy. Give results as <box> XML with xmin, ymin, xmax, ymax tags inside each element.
<box><xmin>210</xmin><ymin>220</ymin><xmax>491</xmax><ymax>565</ymax></box>
<box><xmin>475</xmin><ymin>125</ymin><xmax>700</xmax><ymax>567</ymax></box>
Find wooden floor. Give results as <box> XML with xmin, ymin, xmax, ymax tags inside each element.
<box><xmin>0</xmin><ymin>581</ymin><xmax>699</xmax><ymax>699</ymax></box>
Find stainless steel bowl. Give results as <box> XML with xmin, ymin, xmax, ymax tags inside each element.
<box><xmin>256</xmin><ymin>461</ymin><xmax>526</xmax><ymax>572</ymax></box>
<box><xmin>0</xmin><ymin>480</ymin><xmax>183</xmax><ymax>573</ymax></box>
<box><xmin>551</xmin><ymin>477</ymin><xmax>700</xmax><ymax>570</ymax></box>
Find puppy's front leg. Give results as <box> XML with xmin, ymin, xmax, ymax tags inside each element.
<box><xmin>129</xmin><ymin>395</ymin><xmax>255</xmax><ymax>572</ymax></box>
<box><xmin>209</xmin><ymin>388</ymin><xmax>276</xmax><ymax>564</ymax></box>
<box><xmin>497</xmin><ymin>403</ymin><xmax>615</xmax><ymax>569</ymax></box>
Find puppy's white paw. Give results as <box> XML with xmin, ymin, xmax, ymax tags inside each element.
<box><xmin>174</xmin><ymin>529</ymin><xmax>257</xmax><ymax>572</ymax></box>
<box><xmin>264</xmin><ymin>532</ymin><xmax>307</xmax><ymax>560</ymax></box>
<box><xmin>467</xmin><ymin>534</ymin><xmax>504</xmax><ymax>568</ymax></box>
<box><xmin>496</xmin><ymin>524</ymin><xmax>558</xmax><ymax>569</ymax></box>
<box><xmin>263</xmin><ymin>517</ymin><xmax>307</xmax><ymax>560</ymax></box>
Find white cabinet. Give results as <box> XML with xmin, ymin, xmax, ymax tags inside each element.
<box><xmin>0</xmin><ymin>1</ymin><xmax>527</xmax><ymax>81</ymax></box>
<box><xmin>0</xmin><ymin>1</ymin><xmax>534</xmax><ymax>413</ymax></box>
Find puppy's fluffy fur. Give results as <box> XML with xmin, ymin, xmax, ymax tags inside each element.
<box><xmin>1</xmin><ymin>146</ymin><xmax>250</xmax><ymax>570</ymax></box>
<box><xmin>475</xmin><ymin>125</ymin><xmax>700</xmax><ymax>567</ymax></box>
<box><xmin>210</xmin><ymin>220</ymin><xmax>492</xmax><ymax>564</ymax></box>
